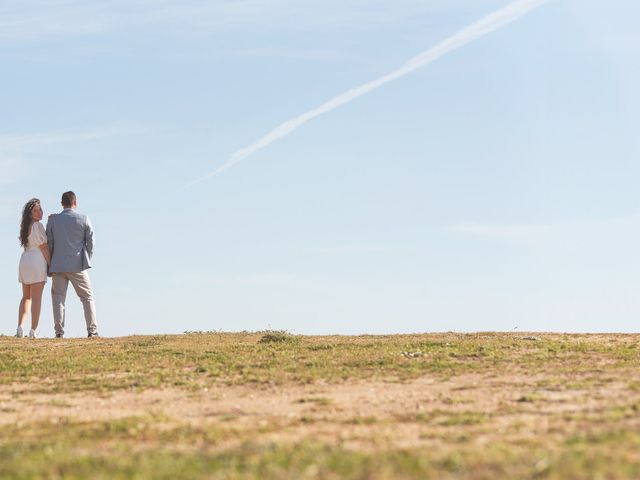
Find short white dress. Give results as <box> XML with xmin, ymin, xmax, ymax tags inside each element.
<box><xmin>18</xmin><ymin>222</ymin><xmax>48</xmax><ymax>285</ymax></box>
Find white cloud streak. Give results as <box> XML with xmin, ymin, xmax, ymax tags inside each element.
<box><xmin>450</xmin><ymin>222</ymin><xmax>554</xmax><ymax>239</ymax></box>
<box><xmin>448</xmin><ymin>214</ymin><xmax>640</xmax><ymax>245</ymax></box>
<box><xmin>0</xmin><ymin>127</ymin><xmax>140</xmax><ymax>185</ymax></box>
<box><xmin>307</xmin><ymin>245</ymin><xmax>398</xmax><ymax>255</ymax></box>
<box><xmin>0</xmin><ymin>0</ymin><xmax>490</xmax><ymax>44</ymax></box>
<box><xmin>187</xmin><ymin>0</ymin><xmax>551</xmax><ymax>187</ymax></box>
<box><xmin>0</xmin><ymin>127</ymin><xmax>135</xmax><ymax>151</ymax></box>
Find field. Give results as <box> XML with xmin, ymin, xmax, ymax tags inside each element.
<box><xmin>1</xmin><ymin>332</ymin><xmax>639</xmax><ymax>479</ymax></box>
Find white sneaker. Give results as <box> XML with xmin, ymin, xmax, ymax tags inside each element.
<box><xmin>16</xmin><ymin>326</ymin><xmax>24</xmax><ymax>338</ymax></box>
<box><xmin>28</xmin><ymin>329</ymin><xmax>38</xmax><ymax>339</ymax></box>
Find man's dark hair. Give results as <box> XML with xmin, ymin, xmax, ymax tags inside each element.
<box><xmin>61</xmin><ymin>191</ymin><xmax>77</xmax><ymax>208</ymax></box>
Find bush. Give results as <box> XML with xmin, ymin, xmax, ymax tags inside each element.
<box><xmin>258</xmin><ymin>331</ymin><xmax>297</xmax><ymax>344</ymax></box>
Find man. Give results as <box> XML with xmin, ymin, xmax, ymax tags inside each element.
<box><xmin>46</xmin><ymin>191</ymin><xmax>98</xmax><ymax>338</ymax></box>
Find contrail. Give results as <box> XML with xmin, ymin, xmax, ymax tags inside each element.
<box><xmin>187</xmin><ymin>0</ymin><xmax>550</xmax><ymax>187</ymax></box>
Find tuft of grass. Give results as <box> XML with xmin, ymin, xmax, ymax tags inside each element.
<box><xmin>295</xmin><ymin>397</ymin><xmax>332</xmax><ymax>406</ymax></box>
<box><xmin>258</xmin><ymin>331</ymin><xmax>297</xmax><ymax>344</ymax></box>
<box><xmin>516</xmin><ymin>393</ymin><xmax>544</xmax><ymax>403</ymax></box>
<box><xmin>437</xmin><ymin>411</ymin><xmax>488</xmax><ymax>427</ymax></box>
<box><xmin>346</xmin><ymin>416</ymin><xmax>379</xmax><ymax>425</ymax></box>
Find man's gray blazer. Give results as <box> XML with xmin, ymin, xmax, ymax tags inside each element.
<box><xmin>46</xmin><ymin>208</ymin><xmax>94</xmax><ymax>273</ymax></box>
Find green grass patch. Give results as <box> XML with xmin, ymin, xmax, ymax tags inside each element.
<box><xmin>2</xmin><ymin>333</ymin><xmax>639</xmax><ymax>394</ymax></box>
<box><xmin>1</xmin><ymin>424</ymin><xmax>639</xmax><ymax>479</ymax></box>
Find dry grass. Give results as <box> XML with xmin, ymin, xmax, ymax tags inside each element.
<box><xmin>1</xmin><ymin>332</ymin><xmax>639</xmax><ymax>478</ymax></box>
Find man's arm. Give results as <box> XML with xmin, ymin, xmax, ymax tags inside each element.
<box><xmin>46</xmin><ymin>217</ymin><xmax>54</xmax><ymax>256</ymax></box>
<box><xmin>39</xmin><ymin>244</ymin><xmax>51</xmax><ymax>265</ymax></box>
<box><xmin>85</xmin><ymin>216</ymin><xmax>94</xmax><ymax>259</ymax></box>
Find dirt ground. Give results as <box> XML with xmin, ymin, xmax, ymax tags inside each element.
<box><xmin>3</xmin><ymin>369</ymin><xmax>638</xmax><ymax>452</ymax></box>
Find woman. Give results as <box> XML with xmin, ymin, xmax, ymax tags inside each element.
<box><xmin>17</xmin><ymin>198</ymin><xmax>51</xmax><ymax>338</ymax></box>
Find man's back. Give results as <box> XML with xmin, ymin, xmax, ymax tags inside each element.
<box><xmin>47</xmin><ymin>209</ymin><xmax>94</xmax><ymax>273</ymax></box>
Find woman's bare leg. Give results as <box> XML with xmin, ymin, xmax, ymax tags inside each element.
<box><xmin>29</xmin><ymin>282</ymin><xmax>45</xmax><ymax>331</ymax></box>
<box><xmin>18</xmin><ymin>284</ymin><xmax>32</xmax><ymax>328</ymax></box>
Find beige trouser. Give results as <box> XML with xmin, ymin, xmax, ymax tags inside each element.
<box><xmin>51</xmin><ymin>271</ymin><xmax>98</xmax><ymax>336</ymax></box>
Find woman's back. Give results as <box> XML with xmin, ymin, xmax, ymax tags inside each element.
<box><xmin>24</xmin><ymin>222</ymin><xmax>47</xmax><ymax>251</ymax></box>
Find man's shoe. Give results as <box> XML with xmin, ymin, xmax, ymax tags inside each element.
<box><xmin>55</xmin><ymin>333</ymin><xmax>64</xmax><ymax>338</ymax></box>
<box><xmin>16</xmin><ymin>326</ymin><xmax>24</xmax><ymax>338</ymax></box>
<box><xmin>88</xmin><ymin>332</ymin><xmax>99</xmax><ymax>338</ymax></box>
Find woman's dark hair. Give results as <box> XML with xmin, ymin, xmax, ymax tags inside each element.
<box><xmin>19</xmin><ymin>198</ymin><xmax>40</xmax><ymax>248</ymax></box>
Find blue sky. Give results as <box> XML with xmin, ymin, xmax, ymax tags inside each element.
<box><xmin>1</xmin><ymin>0</ymin><xmax>639</xmax><ymax>337</ymax></box>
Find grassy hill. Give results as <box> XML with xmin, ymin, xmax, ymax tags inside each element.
<box><xmin>1</xmin><ymin>332</ymin><xmax>639</xmax><ymax>479</ymax></box>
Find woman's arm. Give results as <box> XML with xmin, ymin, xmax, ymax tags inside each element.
<box><xmin>39</xmin><ymin>244</ymin><xmax>51</xmax><ymax>265</ymax></box>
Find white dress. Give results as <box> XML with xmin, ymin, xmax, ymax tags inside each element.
<box><xmin>18</xmin><ymin>222</ymin><xmax>48</xmax><ymax>285</ymax></box>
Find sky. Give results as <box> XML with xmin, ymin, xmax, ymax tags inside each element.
<box><xmin>1</xmin><ymin>0</ymin><xmax>639</xmax><ymax>337</ymax></box>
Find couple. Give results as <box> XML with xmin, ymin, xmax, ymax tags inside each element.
<box><xmin>17</xmin><ymin>191</ymin><xmax>98</xmax><ymax>339</ymax></box>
